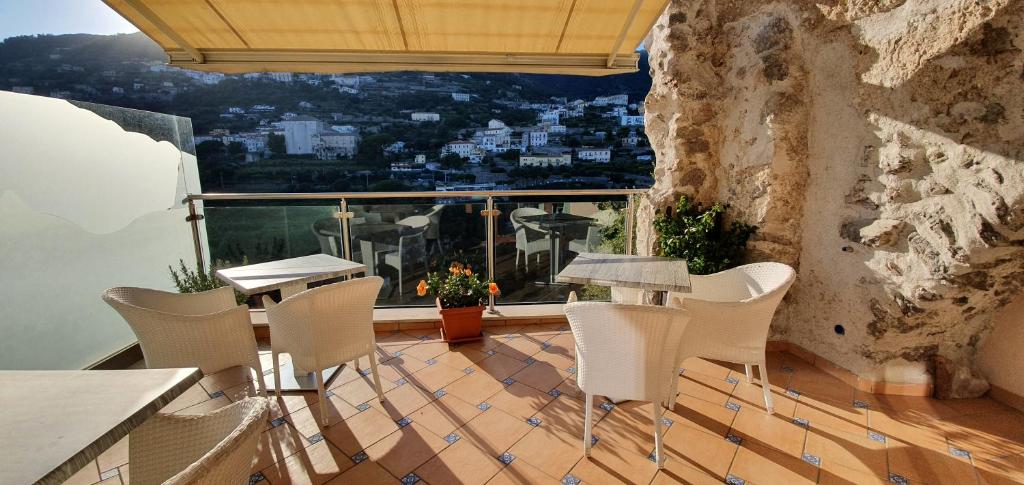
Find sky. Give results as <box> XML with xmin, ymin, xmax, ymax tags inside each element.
<box><xmin>0</xmin><ymin>1</ymin><xmax>137</xmax><ymax>41</ymax></box>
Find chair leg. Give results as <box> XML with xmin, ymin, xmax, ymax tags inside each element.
<box><xmin>272</xmin><ymin>352</ymin><xmax>282</xmax><ymax>398</ymax></box>
<box><xmin>584</xmin><ymin>393</ymin><xmax>594</xmax><ymax>457</ymax></box>
<box><xmin>315</xmin><ymin>370</ymin><xmax>329</xmax><ymax>427</ymax></box>
<box><xmin>744</xmin><ymin>364</ymin><xmax>754</xmax><ymax>383</ymax></box>
<box><xmin>255</xmin><ymin>364</ymin><xmax>269</xmax><ymax>398</ymax></box>
<box><xmin>652</xmin><ymin>402</ymin><xmax>665</xmax><ymax>469</ymax></box>
<box><xmin>398</xmin><ymin>266</ymin><xmax>403</xmax><ymax>302</ymax></box>
<box><xmin>369</xmin><ymin>354</ymin><xmax>385</xmax><ymax>403</ymax></box>
<box><xmin>515</xmin><ymin>250</ymin><xmax>520</xmax><ymax>270</ymax></box>
<box><xmin>759</xmin><ymin>362</ymin><xmax>774</xmax><ymax>414</ymax></box>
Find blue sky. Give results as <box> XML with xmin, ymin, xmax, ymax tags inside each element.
<box><xmin>0</xmin><ymin>1</ymin><xmax>136</xmax><ymax>40</ymax></box>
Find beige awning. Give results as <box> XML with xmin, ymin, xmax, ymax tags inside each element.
<box><xmin>103</xmin><ymin>0</ymin><xmax>667</xmax><ymax>76</ymax></box>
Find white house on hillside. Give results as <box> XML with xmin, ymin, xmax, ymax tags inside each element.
<box><xmin>411</xmin><ymin>112</ymin><xmax>441</xmax><ymax>122</ymax></box>
<box><xmin>275</xmin><ymin>115</ymin><xmax>324</xmax><ymax>154</ymax></box>
<box><xmin>576</xmin><ymin>147</ymin><xmax>611</xmax><ymax>163</ymax></box>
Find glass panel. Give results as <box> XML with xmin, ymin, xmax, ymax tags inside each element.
<box><xmin>348</xmin><ymin>200</ymin><xmax>486</xmax><ymax>306</ymax></box>
<box><xmin>492</xmin><ymin>197</ymin><xmax>629</xmax><ymax>304</ymax></box>
<box><xmin>204</xmin><ymin>203</ymin><xmax>339</xmax><ymax>265</ymax></box>
<box><xmin>0</xmin><ymin>91</ymin><xmax>198</xmax><ymax>369</ymax></box>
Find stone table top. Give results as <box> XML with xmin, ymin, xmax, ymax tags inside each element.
<box><xmin>0</xmin><ymin>368</ymin><xmax>202</xmax><ymax>485</ymax></box>
<box><xmin>555</xmin><ymin>252</ymin><xmax>692</xmax><ymax>293</ymax></box>
<box><xmin>216</xmin><ymin>254</ymin><xmax>367</xmax><ymax>295</ymax></box>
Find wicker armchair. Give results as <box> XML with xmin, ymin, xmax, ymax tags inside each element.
<box><xmin>262</xmin><ymin>277</ymin><xmax>385</xmax><ymax>426</ymax></box>
<box><xmin>668</xmin><ymin>262</ymin><xmax>796</xmax><ymax>413</ymax></box>
<box><xmin>510</xmin><ymin>207</ymin><xmax>552</xmax><ymax>271</ymax></box>
<box><xmin>129</xmin><ymin>397</ymin><xmax>269</xmax><ymax>485</ymax></box>
<box><xmin>102</xmin><ymin>286</ymin><xmax>267</xmax><ymax>396</ymax></box>
<box><xmin>563</xmin><ymin>302</ymin><xmax>690</xmax><ymax>468</ymax></box>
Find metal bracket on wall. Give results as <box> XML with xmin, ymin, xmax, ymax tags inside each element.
<box><xmin>480</xmin><ymin>209</ymin><xmax>502</xmax><ymax>217</ymax></box>
<box><xmin>333</xmin><ymin>211</ymin><xmax>355</xmax><ymax>219</ymax></box>
<box><xmin>185</xmin><ymin>214</ymin><xmax>205</xmax><ymax>222</ymax></box>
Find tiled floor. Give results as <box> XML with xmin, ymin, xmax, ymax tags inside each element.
<box><xmin>65</xmin><ymin>325</ymin><xmax>1024</xmax><ymax>485</ymax></box>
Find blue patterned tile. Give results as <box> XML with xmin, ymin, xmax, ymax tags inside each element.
<box><xmin>434</xmin><ymin>389</ymin><xmax>447</xmax><ymax>398</ymax></box>
<box><xmin>263</xmin><ymin>369</ymin><xmax>274</xmax><ymax>376</ymax></box>
<box><xmin>502</xmin><ymin>377</ymin><xmax>516</xmax><ymax>385</ymax></box>
<box><xmin>463</xmin><ymin>367</ymin><xmax>475</xmax><ymax>375</ymax></box>
<box><xmin>99</xmin><ymin>468</ymin><xmax>119</xmax><ymax>481</ymax></box>
<box><xmin>358</xmin><ymin>368</ymin><xmax>372</xmax><ymax>376</ymax></box>
<box><xmin>396</xmin><ymin>416</ymin><xmax>413</xmax><ymax>428</ymax></box>
<box><xmin>868</xmin><ymin>431</ymin><xmax>887</xmax><ymax>443</ymax></box>
<box><xmin>786</xmin><ymin>388</ymin><xmax>801</xmax><ymax>398</ymax></box>
<box><xmin>949</xmin><ymin>446</ymin><xmax>971</xmax><ymax>458</ymax></box>
<box><xmin>793</xmin><ymin>417</ymin><xmax>810</xmax><ymax>429</ymax></box>
<box><xmin>541</xmin><ymin>342</ymin><xmax>552</xmax><ymax>350</ymax></box>
<box><xmin>269</xmin><ymin>417</ymin><xmax>287</xmax><ymax>428</ymax></box>
<box><xmin>351</xmin><ymin>451</ymin><xmax>369</xmax><ymax>464</ymax></box>
<box><xmin>548</xmin><ymin>389</ymin><xmax>562</xmax><ymax>398</ymax></box>
<box><xmin>725</xmin><ymin>474</ymin><xmax>746</xmax><ymax>485</ymax></box>
<box><xmin>325</xmin><ymin>390</ymin><xmax>336</xmax><ymax>398</ymax></box>
<box><xmin>647</xmin><ymin>450</ymin><xmax>658</xmax><ymax>463</ymax></box>
<box><xmin>802</xmin><ymin>453</ymin><xmax>821</xmax><ymax>466</ymax></box>
<box><xmin>485</xmin><ymin>350</ymin><xmax>497</xmax><ymax>356</ymax></box>
<box><xmin>600</xmin><ymin>401</ymin><xmax>615</xmax><ymax>412</ymax></box>
<box><xmin>498</xmin><ymin>452</ymin><xmax>516</xmax><ymax>465</ymax></box>
<box><xmin>425</xmin><ymin>359</ymin><xmax>437</xmax><ymax>366</ymax></box>
<box><xmin>524</xmin><ymin>357</ymin><xmax>537</xmax><ymax>365</ymax></box>
<box><xmin>418</xmin><ymin>335</ymin><xmax>430</xmax><ymax>340</ymax></box>
<box><xmin>356</xmin><ymin>402</ymin><xmax>371</xmax><ymax>412</ymax></box>
<box><xmin>660</xmin><ymin>417</ymin><xmax>674</xmax><ymax>427</ymax></box>
<box><xmin>208</xmin><ymin>390</ymin><xmax>224</xmax><ymax>399</ymax></box>
<box><xmin>526</xmin><ymin>417</ymin><xmax>542</xmax><ymax>427</ymax></box>
<box><xmin>308</xmin><ymin>433</ymin><xmax>324</xmax><ymax>444</ymax></box>
<box><xmin>249</xmin><ymin>472</ymin><xmax>266</xmax><ymax>484</ymax></box>
<box><xmin>561</xmin><ymin>475</ymin><xmax>581</xmax><ymax>485</ymax></box>
<box><xmin>726</xmin><ymin>433</ymin><xmax>743</xmax><ymax>445</ymax></box>
<box><xmin>395</xmin><ymin>378</ymin><xmax>408</xmax><ymax>386</ymax></box>
<box><xmin>725</xmin><ymin>402</ymin><xmax>741</xmax><ymax>412</ymax></box>
<box><xmin>781</xmin><ymin>366</ymin><xmax>794</xmax><ymax>373</ymax></box>
<box><xmin>591</xmin><ymin>435</ymin><xmax>600</xmax><ymax>446</ymax></box>
<box><xmin>478</xmin><ymin>402</ymin><xmax>492</xmax><ymax>411</ymax></box>
<box><xmin>725</xmin><ymin>376</ymin><xmax>739</xmax><ymax>385</ymax></box>
<box><xmin>401</xmin><ymin>473</ymin><xmax>421</xmax><ymax>484</ymax></box>
<box><xmin>567</xmin><ymin>366</ymin><xmax>577</xmax><ymax>374</ymax></box>
<box><xmin>393</xmin><ymin>351</ymin><xmax>403</xmax><ymax>357</ymax></box>
<box><xmin>853</xmin><ymin>400</ymin><xmax>870</xmax><ymax>409</ymax></box>
<box><xmin>678</xmin><ymin>368</ymin><xmax>686</xmax><ymax>376</ymax></box>
<box><xmin>889</xmin><ymin>473</ymin><xmax>909</xmax><ymax>485</ymax></box>
<box><xmin>505</xmin><ymin>335</ymin><xmax>516</xmax><ymax>340</ymax></box>
<box><xmin>444</xmin><ymin>432</ymin><xmax>460</xmax><ymax>444</ymax></box>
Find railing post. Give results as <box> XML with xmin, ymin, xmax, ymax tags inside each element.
<box><xmin>336</xmin><ymin>198</ymin><xmax>353</xmax><ymax>261</ymax></box>
<box><xmin>185</xmin><ymin>198</ymin><xmax>206</xmax><ymax>270</ymax></box>
<box><xmin>485</xmin><ymin>196</ymin><xmax>497</xmax><ymax>313</ymax></box>
<box><xmin>624</xmin><ymin>194</ymin><xmax>636</xmax><ymax>256</ymax></box>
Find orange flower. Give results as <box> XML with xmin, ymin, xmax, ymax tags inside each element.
<box><xmin>416</xmin><ymin>280</ymin><xmax>428</xmax><ymax>297</ymax></box>
<box><xmin>488</xmin><ymin>282</ymin><xmax>500</xmax><ymax>295</ymax></box>
<box><xmin>463</xmin><ymin>268</ymin><xmax>473</xmax><ymax>276</ymax></box>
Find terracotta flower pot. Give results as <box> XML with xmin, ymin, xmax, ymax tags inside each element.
<box><xmin>436</xmin><ymin>298</ymin><xmax>484</xmax><ymax>343</ymax></box>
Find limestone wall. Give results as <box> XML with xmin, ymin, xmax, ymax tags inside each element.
<box><xmin>641</xmin><ymin>0</ymin><xmax>1024</xmax><ymax>394</ymax></box>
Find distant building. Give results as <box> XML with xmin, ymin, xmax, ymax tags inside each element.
<box><xmin>593</xmin><ymin>94</ymin><xmax>629</xmax><ymax>106</ymax></box>
<box><xmin>384</xmin><ymin>141</ymin><xmax>406</xmax><ymax>154</ymax></box>
<box><xmin>390</xmin><ymin>161</ymin><xmax>423</xmax><ymax>172</ymax></box>
<box><xmin>441</xmin><ymin>140</ymin><xmax>483</xmax><ymax>162</ymax></box>
<box><xmin>451</xmin><ymin>92</ymin><xmax>471</xmax><ymax>102</ymax></box>
<box><xmin>415</xmin><ymin>154</ymin><xmax>427</xmax><ymax>164</ymax></box>
<box><xmin>521</xmin><ymin>130</ymin><xmax>548</xmax><ymax>148</ymax></box>
<box><xmin>298</xmin><ymin>101</ymin><xmax>314</xmax><ymax>108</ymax></box>
<box><xmin>411</xmin><ymin>112</ymin><xmax>441</xmax><ymax>122</ymax></box>
<box><xmin>611</xmin><ymin>106</ymin><xmax>627</xmax><ymax>116</ymax></box>
<box><xmin>275</xmin><ymin>115</ymin><xmax>324</xmax><ymax>155</ymax></box>
<box><xmin>540</xmin><ymin>111</ymin><xmax>560</xmax><ymax>124</ymax></box>
<box><xmin>267</xmin><ymin>72</ymin><xmax>293</xmax><ymax>83</ymax></box>
<box><xmin>520</xmin><ymin>148</ymin><xmax>571</xmax><ymax>168</ymax></box>
<box><xmin>545</xmin><ymin>124</ymin><xmax>567</xmax><ymax>134</ymax></box>
<box><xmin>624</xmin><ymin>130</ymin><xmax>639</xmax><ymax>147</ymax></box>
<box><xmin>576</xmin><ymin>147</ymin><xmax>611</xmax><ymax>164</ymax></box>
<box><xmin>251</xmin><ymin>104</ymin><xmax>276</xmax><ymax>112</ymax></box>
<box><xmin>620</xmin><ymin>115</ymin><xmax>645</xmax><ymax>126</ymax></box>
<box><xmin>314</xmin><ymin>127</ymin><xmax>359</xmax><ymax>159</ymax></box>
<box><xmin>488</xmin><ymin>119</ymin><xmax>507</xmax><ymax>129</ymax></box>
<box><xmin>227</xmin><ymin>107</ymin><xmax>245</xmax><ymax>114</ymax></box>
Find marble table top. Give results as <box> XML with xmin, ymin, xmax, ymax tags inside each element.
<box><xmin>555</xmin><ymin>252</ymin><xmax>692</xmax><ymax>293</ymax></box>
<box><xmin>0</xmin><ymin>368</ymin><xmax>202</xmax><ymax>485</ymax></box>
<box><xmin>216</xmin><ymin>254</ymin><xmax>367</xmax><ymax>295</ymax></box>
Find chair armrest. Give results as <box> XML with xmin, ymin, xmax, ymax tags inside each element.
<box><xmin>261</xmin><ymin>295</ymin><xmax>277</xmax><ymax>310</ymax></box>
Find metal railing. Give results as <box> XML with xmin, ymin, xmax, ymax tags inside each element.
<box><xmin>185</xmin><ymin>188</ymin><xmax>645</xmax><ymax>309</ymax></box>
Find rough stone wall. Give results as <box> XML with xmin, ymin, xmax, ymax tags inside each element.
<box><xmin>641</xmin><ymin>0</ymin><xmax>1024</xmax><ymax>392</ymax></box>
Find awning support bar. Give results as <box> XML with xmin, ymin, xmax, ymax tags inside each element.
<box><xmin>607</xmin><ymin>0</ymin><xmax>645</xmax><ymax>68</ymax></box>
<box><xmin>120</xmin><ymin>0</ymin><xmax>206</xmax><ymax>63</ymax></box>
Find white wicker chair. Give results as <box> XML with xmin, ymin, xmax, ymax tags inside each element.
<box><xmin>102</xmin><ymin>286</ymin><xmax>267</xmax><ymax>396</ymax></box>
<box><xmin>564</xmin><ymin>302</ymin><xmax>690</xmax><ymax>468</ymax></box>
<box><xmin>129</xmin><ymin>397</ymin><xmax>269</xmax><ymax>485</ymax></box>
<box><xmin>262</xmin><ymin>277</ymin><xmax>385</xmax><ymax>426</ymax></box>
<box><xmin>668</xmin><ymin>262</ymin><xmax>796</xmax><ymax>413</ymax></box>
<box><xmin>510</xmin><ymin>207</ymin><xmax>552</xmax><ymax>271</ymax></box>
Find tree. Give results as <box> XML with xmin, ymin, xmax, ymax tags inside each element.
<box><xmin>358</xmin><ymin>133</ymin><xmax>396</xmax><ymax>168</ymax></box>
<box><xmin>227</xmin><ymin>141</ymin><xmax>246</xmax><ymax>161</ymax></box>
<box><xmin>440</xmin><ymin>153</ymin><xmax>466</xmax><ymax>170</ymax></box>
<box><xmin>196</xmin><ymin>140</ymin><xmax>227</xmax><ymax>161</ymax></box>
<box><xmin>565</xmin><ymin>136</ymin><xmax>582</xmax><ymax>148</ymax></box>
<box><xmin>268</xmin><ymin>133</ymin><xmax>286</xmax><ymax>156</ymax></box>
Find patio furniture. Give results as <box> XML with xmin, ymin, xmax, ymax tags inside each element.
<box><xmin>424</xmin><ymin>204</ymin><xmax>445</xmax><ymax>255</ymax></box>
<box><xmin>0</xmin><ymin>368</ymin><xmax>202</xmax><ymax>485</ymax></box>
<box><xmin>129</xmin><ymin>396</ymin><xmax>268</xmax><ymax>485</ymax></box>
<box><xmin>102</xmin><ymin>287</ymin><xmax>268</xmax><ymax>396</ymax></box>
<box><xmin>668</xmin><ymin>262</ymin><xmax>796</xmax><ymax>413</ymax></box>
<box><xmin>563</xmin><ymin>302</ymin><xmax>691</xmax><ymax>469</ymax></box>
<box><xmin>380</xmin><ymin>223</ymin><xmax>429</xmax><ymax>301</ymax></box>
<box><xmin>510</xmin><ymin>207</ymin><xmax>552</xmax><ymax>272</ymax></box>
<box><xmin>568</xmin><ymin>224</ymin><xmax>603</xmax><ymax>255</ymax></box>
<box><xmin>215</xmin><ymin>254</ymin><xmax>366</xmax><ymax>299</ymax></box>
<box><xmin>262</xmin><ymin>277</ymin><xmax>386</xmax><ymax>426</ymax></box>
<box><xmin>312</xmin><ymin>223</ymin><xmax>341</xmax><ymax>257</ymax></box>
<box><xmin>555</xmin><ymin>252</ymin><xmax>692</xmax><ymax>304</ymax></box>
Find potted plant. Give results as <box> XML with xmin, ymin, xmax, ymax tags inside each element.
<box><xmin>417</xmin><ymin>262</ymin><xmax>499</xmax><ymax>343</ymax></box>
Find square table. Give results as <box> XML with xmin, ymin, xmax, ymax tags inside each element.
<box><xmin>519</xmin><ymin>213</ymin><xmax>596</xmax><ymax>283</ymax></box>
<box><xmin>0</xmin><ymin>368</ymin><xmax>202</xmax><ymax>485</ymax></box>
<box><xmin>216</xmin><ymin>254</ymin><xmax>367</xmax><ymax>299</ymax></box>
<box><xmin>555</xmin><ymin>252</ymin><xmax>691</xmax><ymax>303</ymax></box>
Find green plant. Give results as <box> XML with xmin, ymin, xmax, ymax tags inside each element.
<box><xmin>418</xmin><ymin>262</ymin><xmax>498</xmax><ymax>309</ymax></box>
<box><xmin>652</xmin><ymin>196</ymin><xmax>757</xmax><ymax>275</ymax></box>
<box><xmin>168</xmin><ymin>258</ymin><xmax>248</xmax><ymax>305</ymax></box>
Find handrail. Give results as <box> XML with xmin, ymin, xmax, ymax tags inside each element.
<box><xmin>186</xmin><ymin>188</ymin><xmax>646</xmax><ymax>202</ymax></box>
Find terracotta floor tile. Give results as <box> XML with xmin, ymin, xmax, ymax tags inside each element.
<box><xmin>728</xmin><ymin>440</ymin><xmax>818</xmax><ymax>485</ymax></box>
<box><xmin>334</xmin><ymin>375</ymin><xmax>392</xmax><ymax>407</ymax></box>
<box><xmin>680</xmin><ymin>357</ymin><xmax>734</xmax><ymax>379</ymax></box>
<box><xmin>174</xmin><ymin>395</ymin><xmax>231</xmax><ymax>415</ymax></box>
<box><xmin>475</xmin><ymin>353</ymin><xmax>530</xmax><ymax>381</ymax></box>
<box><xmin>509</xmin><ymin>362</ymin><xmax>571</xmax><ymax>394</ymax></box>
<box><xmin>976</xmin><ymin>453</ymin><xmax>1024</xmax><ymax>485</ymax></box>
<box><xmin>941</xmin><ymin>397</ymin><xmax>1013</xmax><ymax>417</ymax></box>
<box><xmin>414</xmin><ymin>440</ymin><xmax>504</xmax><ymax>485</ymax></box>
<box><xmin>401</xmin><ymin>341</ymin><xmax>452</xmax><ymax>362</ymax></box>
<box><xmin>816</xmin><ymin>465</ymin><xmax>891</xmax><ymax>485</ymax></box>
<box><xmin>373</xmin><ymin>355</ymin><xmax>429</xmax><ymax>383</ymax></box>
<box><xmin>199</xmin><ymin>365</ymin><xmax>255</xmax><ymax>394</ymax></box>
<box><xmin>887</xmin><ymin>438</ymin><xmax>978</xmax><ymax>484</ymax></box>
<box><xmin>62</xmin><ymin>461</ymin><xmax>100</xmax><ymax>485</ymax></box>
<box><xmin>223</xmin><ymin>380</ymin><xmax>263</xmax><ymax>402</ymax></box>
<box><xmin>483</xmin><ymin>325</ymin><xmax>525</xmax><ymax>337</ymax></box>
<box><xmin>942</xmin><ymin>410</ymin><xmax>1024</xmax><ymax>460</ymax></box>
<box><xmin>486</xmin><ymin>382</ymin><xmax>555</xmax><ymax>421</ymax></box>
<box><xmin>322</xmin><ymin>407</ymin><xmax>401</xmax><ymax>456</ymax></box>
<box><xmin>370</xmin><ymin>381</ymin><xmax>435</xmax><ymax>420</ymax></box>
<box><xmin>408</xmin><ymin>393</ymin><xmax>484</xmax><ymax>438</ymax></box>
<box><xmin>793</xmin><ymin>400</ymin><xmax>868</xmax><ymax>435</ymax></box>
<box><xmin>729</xmin><ymin>383</ymin><xmax>797</xmax><ymax>417</ymax></box>
<box><xmin>408</xmin><ymin>362</ymin><xmax>470</xmax><ymax>393</ymax></box>
<box><xmin>532</xmin><ymin>395</ymin><xmax>610</xmax><ymax>439</ymax></box>
<box><xmin>251</xmin><ymin>423</ymin><xmax>310</xmax><ymax>473</ymax></box>
<box><xmin>363</xmin><ymin>422</ymin><xmax>450</xmax><ymax>478</ymax></box>
<box><xmin>869</xmin><ymin>409</ymin><xmax>948</xmax><ymax>450</ymax></box>
<box><xmin>592</xmin><ymin>402</ymin><xmax>659</xmax><ymax>457</ymax></box>
<box><xmin>287</xmin><ymin>395</ymin><xmax>362</xmax><ymax>438</ymax></box>
<box><xmin>97</xmin><ymin>436</ymin><xmax>129</xmax><ymax>474</ymax></box>
<box><xmin>486</xmin><ymin>457</ymin><xmax>560</xmax><ymax>484</ymax></box>
<box><xmin>492</xmin><ymin>336</ymin><xmax>545</xmax><ymax>360</ymax></box>
<box><xmin>855</xmin><ymin>391</ymin><xmax>960</xmax><ymax>420</ymax></box>
<box><xmin>803</xmin><ymin>427</ymin><xmax>887</xmax><ymax>479</ymax></box>
<box><xmin>269</xmin><ymin>393</ymin><xmax>319</xmax><ymax>421</ymax></box>
<box><xmin>432</xmin><ymin>346</ymin><xmax>490</xmax><ymax>368</ymax></box>
<box><xmin>401</xmin><ymin>328</ymin><xmax>443</xmax><ymax>341</ymax></box>
<box><xmin>652</xmin><ymin>456</ymin><xmax>725</xmax><ymax>485</ymax></box>
<box><xmin>729</xmin><ymin>406</ymin><xmax>808</xmax><ymax>457</ymax></box>
<box><xmin>681</xmin><ymin>369</ymin><xmax>739</xmax><ymax>396</ymax></box>
<box><xmin>117</xmin><ymin>464</ymin><xmax>129</xmax><ymax>485</ymax></box>
<box><xmin>325</xmin><ymin>461</ymin><xmax>399</xmax><ymax>484</ymax></box>
<box><xmin>443</xmin><ymin>371</ymin><xmax>506</xmax><ymax>405</ymax></box>
<box><xmin>554</xmin><ymin>375</ymin><xmax>587</xmax><ymax>401</ymax></box>
<box><xmin>160</xmin><ymin>383</ymin><xmax>214</xmax><ymax>413</ymax></box>
<box><xmin>458</xmin><ymin>406</ymin><xmax>534</xmax><ymax>454</ymax></box>
<box><xmin>786</xmin><ymin>373</ymin><xmax>855</xmax><ymax>405</ymax></box>
<box><xmin>676</xmin><ymin>374</ymin><xmax>732</xmax><ymax>405</ymax></box>
<box><xmin>667</xmin><ymin>393</ymin><xmax>738</xmax><ymax>437</ymax></box>
<box><xmin>260</xmin><ymin>439</ymin><xmax>353</xmax><ymax>485</ymax></box>
<box><xmin>662</xmin><ymin>422</ymin><xmax>738</xmax><ymax>479</ymax></box>
<box><xmin>529</xmin><ymin>347</ymin><xmax>575</xmax><ymax>370</ymax></box>
<box><xmin>508</xmin><ymin>427</ymin><xmax>583</xmax><ymax>479</ymax></box>
<box><xmin>567</xmin><ymin>443</ymin><xmax>659</xmax><ymax>485</ymax></box>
